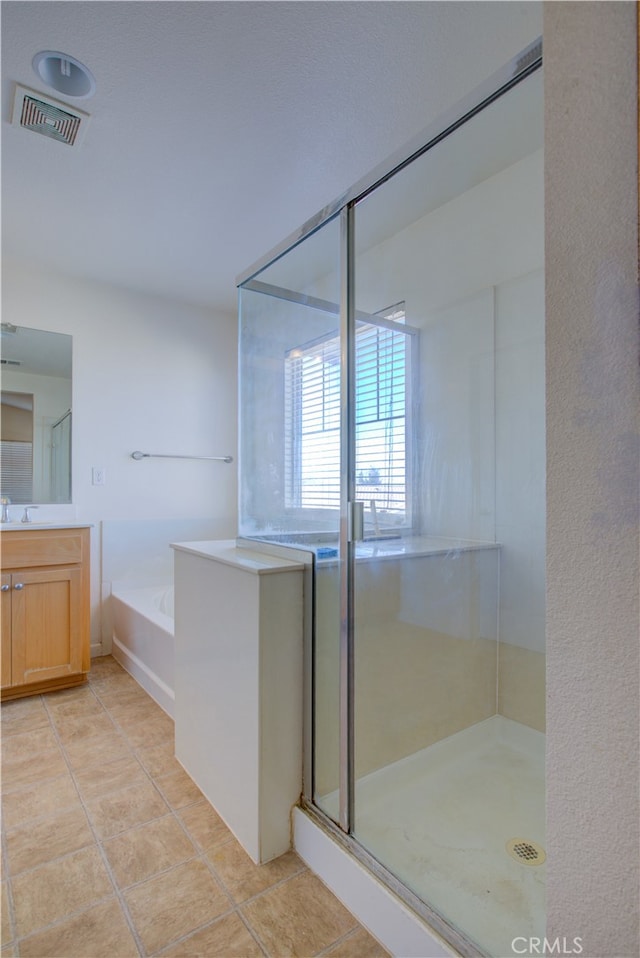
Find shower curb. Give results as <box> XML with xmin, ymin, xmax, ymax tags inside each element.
<box><xmin>293</xmin><ymin>806</ymin><xmax>458</xmax><ymax>958</ymax></box>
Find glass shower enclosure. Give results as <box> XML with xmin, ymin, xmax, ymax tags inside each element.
<box><xmin>237</xmin><ymin>42</ymin><xmax>545</xmax><ymax>958</ymax></box>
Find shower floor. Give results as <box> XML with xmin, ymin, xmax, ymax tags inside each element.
<box><xmin>320</xmin><ymin>715</ymin><xmax>545</xmax><ymax>957</ymax></box>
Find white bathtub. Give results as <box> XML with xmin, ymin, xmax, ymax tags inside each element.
<box><xmin>111</xmin><ymin>584</ymin><xmax>175</xmax><ymax>717</ymax></box>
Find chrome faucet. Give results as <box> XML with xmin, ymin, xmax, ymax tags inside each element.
<box><xmin>1</xmin><ymin>497</ymin><xmax>11</xmax><ymax>523</ymax></box>
<box><xmin>21</xmin><ymin>506</ymin><xmax>38</xmax><ymax>523</ymax></box>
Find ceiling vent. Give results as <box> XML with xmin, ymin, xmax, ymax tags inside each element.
<box><xmin>12</xmin><ymin>84</ymin><xmax>90</xmax><ymax>147</ymax></box>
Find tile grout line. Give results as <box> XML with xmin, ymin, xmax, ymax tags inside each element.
<box><xmin>5</xmin><ymin>679</ymin><xmax>231</xmax><ymax>953</ymax></box>
<box><xmin>38</xmin><ymin>675</ymin><xmax>251</xmax><ymax>956</ymax></box>
<box><xmin>315</xmin><ymin>926</ymin><xmax>365</xmax><ymax>956</ymax></box>
<box><xmin>92</xmin><ymin>680</ymin><xmax>251</xmax><ymax>957</ymax></box>
<box><xmin>39</xmin><ymin>683</ymin><xmax>147</xmax><ymax>957</ymax></box>
<box><xmin>106</xmin><ymin>679</ymin><xmax>319</xmax><ymax>957</ymax></box>
<box><xmin>6</xmin><ymin>697</ymin><xmax>277</xmax><ymax>958</ymax></box>
<box><xmin>0</xmin><ymin>697</ymin><xmax>34</xmax><ymax>954</ymax></box>
<box><xmin>2</xmin><ymin>704</ymin><xmax>143</xmax><ymax>952</ymax></box>
<box><xmin>149</xmin><ymin>906</ymin><xmax>269</xmax><ymax>958</ymax></box>
<box><xmin>3</xmin><ymin>662</ymin><xmax>381</xmax><ymax>958</ymax></box>
<box><xmin>81</xmin><ymin>672</ymin><xmax>231</xmax><ymax>954</ymax></box>
<box><xmin>1</xmin><ymin>677</ymin><xmax>157</xmax><ymax>953</ymax></box>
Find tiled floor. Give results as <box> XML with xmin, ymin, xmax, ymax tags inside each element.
<box><xmin>1</xmin><ymin>656</ymin><xmax>389</xmax><ymax>957</ymax></box>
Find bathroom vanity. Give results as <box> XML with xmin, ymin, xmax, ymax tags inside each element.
<box><xmin>1</xmin><ymin>525</ymin><xmax>91</xmax><ymax>699</ymax></box>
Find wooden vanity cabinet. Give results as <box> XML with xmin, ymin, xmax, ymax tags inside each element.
<box><xmin>1</xmin><ymin>527</ymin><xmax>91</xmax><ymax>700</ymax></box>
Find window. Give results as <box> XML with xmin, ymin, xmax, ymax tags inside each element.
<box><xmin>1</xmin><ymin>391</ymin><xmax>34</xmax><ymax>502</ymax></box>
<box><xmin>0</xmin><ymin>441</ymin><xmax>33</xmax><ymax>502</ymax></box>
<box><xmin>285</xmin><ymin>304</ymin><xmax>414</xmax><ymax>530</ymax></box>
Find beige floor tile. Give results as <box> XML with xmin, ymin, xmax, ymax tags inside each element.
<box><xmin>125</xmin><ymin>858</ymin><xmax>231</xmax><ymax>954</ymax></box>
<box><xmin>209</xmin><ymin>840</ymin><xmax>305</xmax><ymax>903</ymax></box>
<box><xmin>323</xmin><ymin>927</ymin><xmax>391</xmax><ymax>957</ymax></box>
<box><xmin>160</xmin><ymin>912</ymin><xmax>265</xmax><ymax>957</ymax></box>
<box><xmin>1</xmin><ymin>726</ymin><xmax>59</xmax><ymax>763</ymax></box>
<box><xmin>45</xmin><ymin>693</ymin><xmax>106</xmax><ymax>723</ymax></box>
<box><xmin>0</xmin><ymin>659</ymin><xmax>370</xmax><ymax>958</ymax></box>
<box><xmin>116</xmin><ymin>711</ymin><xmax>174</xmax><ymax>750</ymax></box>
<box><xmin>54</xmin><ymin>711</ymin><xmax>118</xmax><ymax>746</ymax></box>
<box><xmin>103</xmin><ymin>813</ymin><xmax>197</xmax><ymax>888</ymax></box>
<box><xmin>241</xmin><ymin>871</ymin><xmax>357</xmax><ymax>957</ymax></box>
<box><xmin>155</xmin><ymin>766</ymin><xmax>203</xmax><ymax>809</ymax></box>
<box><xmin>97</xmin><ymin>669</ymin><xmax>146</xmax><ymax>689</ymax></box>
<box><xmin>44</xmin><ymin>682</ymin><xmax>96</xmax><ymax>711</ymax></box>
<box><xmin>95</xmin><ymin>682</ymin><xmax>152</xmax><ymax>709</ymax></box>
<box><xmin>5</xmin><ymin>806</ymin><xmax>94</xmax><ymax>875</ymax></box>
<box><xmin>177</xmin><ymin>800</ymin><xmax>234</xmax><ymax>855</ymax></box>
<box><xmin>108</xmin><ymin>698</ymin><xmax>165</xmax><ymax>722</ymax></box>
<box><xmin>1</xmin><ymin>883</ymin><xmax>12</xmax><ymax>946</ymax></box>
<box><xmin>87</xmin><ymin>656</ymin><xmax>126</xmax><ymax>679</ymax></box>
<box><xmin>105</xmin><ymin>690</ymin><xmax>171</xmax><ymax>721</ymax></box>
<box><xmin>0</xmin><ymin>746</ymin><xmax>68</xmax><ymax>793</ymax></box>
<box><xmin>2</xmin><ymin>771</ymin><xmax>81</xmax><ymax>830</ymax></box>
<box><xmin>0</xmin><ymin>945</ymin><xmax>17</xmax><ymax>957</ymax></box>
<box><xmin>63</xmin><ymin>729</ymin><xmax>132</xmax><ymax>771</ymax></box>
<box><xmin>0</xmin><ymin>698</ymin><xmax>49</xmax><ymax>738</ymax></box>
<box><xmin>17</xmin><ymin>898</ymin><xmax>139</xmax><ymax>958</ymax></box>
<box><xmin>11</xmin><ymin>845</ymin><xmax>113</xmax><ymax>939</ymax></box>
<box><xmin>90</xmin><ymin>668</ymin><xmax>139</xmax><ymax>687</ymax></box>
<box><xmin>85</xmin><ymin>778</ymin><xmax>169</xmax><ymax>839</ymax></box>
<box><xmin>137</xmin><ymin>739</ymin><xmax>182</xmax><ymax>778</ymax></box>
<box><xmin>73</xmin><ymin>753</ymin><xmax>148</xmax><ymax>802</ymax></box>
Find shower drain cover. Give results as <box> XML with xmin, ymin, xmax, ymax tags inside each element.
<box><xmin>506</xmin><ymin>838</ymin><xmax>546</xmax><ymax>866</ymax></box>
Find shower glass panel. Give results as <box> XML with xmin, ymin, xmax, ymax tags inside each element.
<box><xmin>238</xmin><ymin>216</ymin><xmax>343</xmax><ymax>817</ymax></box>
<box><xmin>238</xmin><ymin>217</ymin><xmax>341</xmax><ymax>540</ymax></box>
<box><xmin>350</xmin><ymin>69</ymin><xmax>545</xmax><ymax>956</ymax></box>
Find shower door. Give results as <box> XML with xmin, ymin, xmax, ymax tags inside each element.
<box><xmin>345</xmin><ymin>65</ymin><xmax>545</xmax><ymax>958</ymax></box>
<box><xmin>237</xmin><ymin>42</ymin><xmax>545</xmax><ymax>958</ymax></box>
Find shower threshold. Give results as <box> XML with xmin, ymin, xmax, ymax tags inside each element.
<box><xmin>316</xmin><ymin>715</ymin><xmax>545</xmax><ymax>958</ymax></box>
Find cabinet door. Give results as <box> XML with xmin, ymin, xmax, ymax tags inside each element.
<box><xmin>1</xmin><ymin>573</ymin><xmax>11</xmax><ymax>689</ymax></box>
<box><xmin>11</xmin><ymin>566</ymin><xmax>83</xmax><ymax>687</ymax></box>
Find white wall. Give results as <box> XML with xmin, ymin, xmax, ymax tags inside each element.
<box><xmin>495</xmin><ymin>268</ymin><xmax>546</xmax><ymax>655</ymax></box>
<box><xmin>545</xmin><ymin>3</ymin><xmax>639</xmax><ymax>954</ymax></box>
<box><xmin>2</xmin><ymin>257</ymin><xmax>238</xmax><ymax>650</ymax></box>
<box><xmin>355</xmin><ymin>148</ymin><xmax>545</xmax><ymax>660</ymax></box>
<box><xmin>418</xmin><ymin>287</ymin><xmax>496</xmax><ymax>543</ymax></box>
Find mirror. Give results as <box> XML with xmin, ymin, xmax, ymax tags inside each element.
<box><xmin>1</xmin><ymin>325</ymin><xmax>72</xmax><ymax>504</ymax></box>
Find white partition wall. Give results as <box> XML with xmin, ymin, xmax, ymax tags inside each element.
<box><xmin>173</xmin><ymin>540</ymin><xmax>304</xmax><ymax>864</ymax></box>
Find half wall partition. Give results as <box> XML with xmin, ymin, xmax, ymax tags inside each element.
<box><xmin>238</xmin><ymin>41</ymin><xmax>545</xmax><ymax>958</ymax></box>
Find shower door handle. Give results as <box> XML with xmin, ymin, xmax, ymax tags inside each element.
<box><xmin>348</xmin><ymin>501</ymin><xmax>365</xmax><ymax>542</ymax></box>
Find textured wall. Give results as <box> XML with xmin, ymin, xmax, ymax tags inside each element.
<box><xmin>545</xmin><ymin>3</ymin><xmax>639</xmax><ymax>955</ymax></box>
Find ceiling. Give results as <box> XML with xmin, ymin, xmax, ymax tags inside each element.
<box><xmin>1</xmin><ymin>1</ymin><xmax>542</xmax><ymax>316</ymax></box>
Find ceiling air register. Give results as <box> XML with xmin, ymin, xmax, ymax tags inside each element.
<box><xmin>12</xmin><ymin>85</ymin><xmax>90</xmax><ymax>147</ymax></box>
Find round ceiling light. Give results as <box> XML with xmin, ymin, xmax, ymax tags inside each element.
<box><xmin>32</xmin><ymin>50</ymin><xmax>96</xmax><ymax>100</ymax></box>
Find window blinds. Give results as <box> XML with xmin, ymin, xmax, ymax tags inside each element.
<box><xmin>285</xmin><ymin>318</ymin><xmax>410</xmax><ymax>522</ymax></box>
<box><xmin>0</xmin><ymin>440</ymin><xmax>33</xmax><ymax>502</ymax></box>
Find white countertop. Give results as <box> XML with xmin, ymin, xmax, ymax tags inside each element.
<box><xmin>353</xmin><ymin>534</ymin><xmax>499</xmax><ymax>561</ymax></box>
<box><xmin>173</xmin><ymin>535</ymin><xmax>499</xmax><ymax>570</ymax></box>
<box><xmin>245</xmin><ymin>533</ymin><xmax>499</xmax><ymax>561</ymax></box>
<box><xmin>171</xmin><ymin>538</ymin><xmax>306</xmax><ymax>575</ymax></box>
